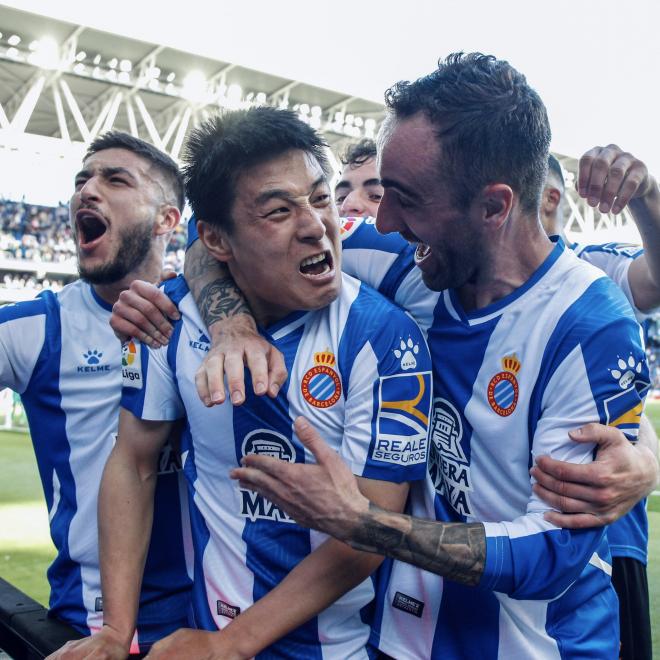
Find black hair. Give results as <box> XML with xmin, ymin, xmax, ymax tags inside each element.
<box><xmin>183</xmin><ymin>106</ymin><xmax>330</xmax><ymax>230</ymax></box>
<box><xmin>385</xmin><ymin>52</ymin><xmax>551</xmax><ymax>213</ymax></box>
<box><xmin>341</xmin><ymin>138</ymin><xmax>377</xmax><ymax>167</ymax></box>
<box><xmin>85</xmin><ymin>130</ymin><xmax>185</xmax><ymax>210</ymax></box>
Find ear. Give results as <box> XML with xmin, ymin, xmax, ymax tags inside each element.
<box><xmin>154</xmin><ymin>204</ymin><xmax>181</xmax><ymax>236</ymax></box>
<box><xmin>541</xmin><ymin>185</ymin><xmax>561</xmax><ymax>215</ymax></box>
<box><xmin>480</xmin><ymin>184</ymin><xmax>513</xmax><ymax>230</ymax></box>
<box><xmin>197</xmin><ymin>220</ymin><xmax>233</xmax><ymax>263</ymax></box>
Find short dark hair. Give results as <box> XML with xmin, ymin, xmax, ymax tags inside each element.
<box><xmin>183</xmin><ymin>106</ymin><xmax>330</xmax><ymax>231</ymax></box>
<box><xmin>547</xmin><ymin>154</ymin><xmax>565</xmax><ymax>190</ymax></box>
<box><xmin>384</xmin><ymin>52</ymin><xmax>551</xmax><ymax>213</ymax></box>
<box><xmin>341</xmin><ymin>138</ymin><xmax>377</xmax><ymax>168</ymax></box>
<box><xmin>85</xmin><ymin>130</ymin><xmax>185</xmax><ymax>210</ymax></box>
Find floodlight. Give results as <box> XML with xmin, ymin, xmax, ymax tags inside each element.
<box><xmin>310</xmin><ymin>105</ymin><xmax>321</xmax><ymax>117</ymax></box>
<box><xmin>75</xmin><ymin>51</ymin><xmax>86</xmax><ymax>62</ymax></box>
<box><xmin>148</xmin><ymin>78</ymin><xmax>160</xmax><ymax>91</ymax></box>
<box><xmin>29</xmin><ymin>40</ymin><xmax>40</xmax><ymax>51</ymax></box>
<box><xmin>227</xmin><ymin>83</ymin><xmax>242</xmax><ymax>102</ymax></box>
<box><xmin>8</xmin><ymin>35</ymin><xmax>21</xmax><ymax>46</ymax></box>
<box><xmin>119</xmin><ymin>59</ymin><xmax>132</xmax><ymax>72</ymax></box>
<box><xmin>300</xmin><ymin>103</ymin><xmax>310</xmax><ymax>115</ymax></box>
<box><xmin>166</xmin><ymin>72</ymin><xmax>176</xmax><ymax>82</ymax></box>
<box><xmin>108</xmin><ymin>57</ymin><xmax>118</xmax><ymax>69</ymax></box>
<box><xmin>256</xmin><ymin>92</ymin><xmax>266</xmax><ymax>104</ymax></box>
<box><xmin>345</xmin><ymin>114</ymin><xmax>354</xmax><ymax>126</ymax></box>
<box><xmin>118</xmin><ymin>71</ymin><xmax>130</xmax><ymax>84</ymax></box>
<box><xmin>6</xmin><ymin>47</ymin><xmax>19</xmax><ymax>59</ymax></box>
<box><xmin>354</xmin><ymin>117</ymin><xmax>363</xmax><ymax>127</ymax></box>
<box><xmin>93</xmin><ymin>54</ymin><xmax>101</xmax><ymax>65</ymax></box>
<box><xmin>182</xmin><ymin>71</ymin><xmax>208</xmax><ymax>103</ymax></box>
<box><xmin>29</xmin><ymin>37</ymin><xmax>60</xmax><ymax>70</ymax></box>
<box><xmin>73</xmin><ymin>62</ymin><xmax>85</xmax><ymax>74</ymax></box>
<box><xmin>148</xmin><ymin>66</ymin><xmax>160</xmax><ymax>79</ymax></box>
<box><xmin>364</xmin><ymin>118</ymin><xmax>376</xmax><ymax>131</ymax></box>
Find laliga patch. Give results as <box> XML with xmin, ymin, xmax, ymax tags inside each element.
<box><xmin>301</xmin><ymin>348</ymin><xmax>342</xmax><ymax>409</ymax></box>
<box><xmin>392</xmin><ymin>591</ymin><xmax>424</xmax><ymax>617</ymax></box>
<box><xmin>217</xmin><ymin>600</ymin><xmax>241</xmax><ymax>619</ymax></box>
<box><xmin>487</xmin><ymin>354</ymin><xmax>520</xmax><ymax>416</ymax></box>
<box><xmin>94</xmin><ymin>597</ymin><xmax>103</xmax><ymax>612</ymax></box>
<box><xmin>339</xmin><ymin>216</ymin><xmax>364</xmax><ymax>241</ymax></box>
<box><xmin>372</xmin><ymin>372</ymin><xmax>432</xmax><ymax>466</ymax></box>
<box><xmin>121</xmin><ymin>339</ymin><xmax>143</xmax><ymax>389</ymax></box>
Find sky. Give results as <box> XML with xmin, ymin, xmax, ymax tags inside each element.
<box><xmin>3</xmin><ymin>0</ymin><xmax>660</xmax><ymax>175</ymax></box>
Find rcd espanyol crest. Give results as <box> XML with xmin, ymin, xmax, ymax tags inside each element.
<box><xmin>487</xmin><ymin>354</ymin><xmax>521</xmax><ymax>416</ymax></box>
<box><xmin>301</xmin><ymin>348</ymin><xmax>342</xmax><ymax>409</ymax></box>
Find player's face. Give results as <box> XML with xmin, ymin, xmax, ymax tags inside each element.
<box><xmin>224</xmin><ymin>149</ymin><xmax>342</xmax><ymax>326</ymax></box>
<box><xmin>376</xmin><ymin>114</ymin><xmax>486</xmax><ymax>292</ymax></box>
<box><xmin>334</xmin><ymin>157</ymin><xmax>383</xmax><ymax>218</ymax></box>
<box><xmin>70</xmin><ymin>148</ymin><xmax>164</xmax><ymax>284</ymax></box>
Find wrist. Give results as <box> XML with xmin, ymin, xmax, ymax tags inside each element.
<box><xmin>629</xmin><ymin>177</ymin><xmax>660</xmax><ymax>223</ymax></box>
<box><xmin>208</xmin><ymin>313</ymin><xmax>257</xmax><ymax>341</ymax></box>
<box><xmin>101</xmin><ymin>621</ymin><xmax>134</xmax><ymax>649</ymax></box>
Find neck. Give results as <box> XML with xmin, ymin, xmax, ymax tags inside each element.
<box><xmin>457</xmin><ymin>211</ymin><xmax>554</xmax><ymax>312</ymax></box>
<box><xmin>92</xmin><ymin>248</ymin><xmax>164</xmax><ymax>306</ymax></box>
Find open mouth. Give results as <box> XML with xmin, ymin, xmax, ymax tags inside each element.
<box><xmin>414</xmin><ymin>242</ymin><xmax>432</xmax><ymax>265</ymax></box>
<box><xmin>76</xmin><ymin>209</ymin><xmax>108</xmax><ymax>248</ymax></box>
<box><xmin>299</xmin><ymin>251</ymin><xmax>333</xmax><ymax>277</ymax></box>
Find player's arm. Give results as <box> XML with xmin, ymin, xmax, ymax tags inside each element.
<box><xmin>234</xmin><ymin>417</ymin><xmax>487</xmax><ymax>586</ymax></box>
<box><xmin>109</xmin><ymin>222</ymin><xmax>287</xmax><ymax>406</ymax></box>
<box><xmin>147</xmin><ymin>476</ymin><xmax>408</xmax><ymax>659</ymax></box>
<box><xmin>578</xmin><ymin>144</ymin><xmax>660</xmax><ymax>312</ymax></box>
<box><xmin>48</xmin><ymin>410</ymin><xmax>173</xmax><ymax>659</ymax></box>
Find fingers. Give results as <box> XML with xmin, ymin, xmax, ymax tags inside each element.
<box><xmin>294</xmin><ymin>416</ymin><xmax>339</xmax><ymax>466</ymax></box>
<box><xmin>568</xmin><ymin>422</ymin><xmax>626</xmax><ymax>448</ymax></box>
<box><xmin>245</xmin><ymin>350</ymin><xmax>269</xmax><ymax>396</ymax></box>
<box><xmin>267</xmin><ymin>348</ymin><xmax>288</xmax><ymax>398</ymax></box>
<box><xmin>532</xmin><ymin>454</ymin><xmax>605</xmax><ymax>488</ymax></box>
<box><xmin>224</xmin><ymin>352</ymin><xmax>246</xmax><ymax>405</ymax></box>
<box><xmin>530</xmin><ymin>466</ymin><xmax>603</xmax><ymax>505</ymax></box>
<box><xmin>578</xmin><ymin>145</ymin><xmax>649</xmax><ymax>214</ymax></box>
<box><xmin>202</xmin><ymin>350</ymin><xmax>227</xmax><ymax>406</ymax></box>
<box><xmin>543</xmin><ymin>510</ymin><xmax>607</xmax><ymax>529</ymax></box>
<box><xmin>110</xmin><ymin>282</ymin><xmax>179</xmax><ymax>347</ymax></box>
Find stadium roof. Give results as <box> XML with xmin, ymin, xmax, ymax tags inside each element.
<box><xmin>0</xmin><ymin>4</ymin><xmax>385</xmax><ymax>158</ymax></box>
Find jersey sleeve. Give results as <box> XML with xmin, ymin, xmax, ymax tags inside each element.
<box><xmin>575</xmin><ymin>242</ymin><xmax>649</xmax><ymax>316</ymax></box>
<box><xmin>337</xmin><ymin>285</ymin><xmax>433</xmax><ymax>484</ymax></box>
<box><xmin>120</xmin><ymin>336</ymin><xmax>185</xmax><ymax>421</ymax></box>
<box><xmin>481</xmin><ymin>302</ymin><xmax>649</xmax><ymax>600</ymax></box>
<box><xmin>0</xmin><ymin>297</ymin><xmax>49</xmax><ymax>393</ymax></box>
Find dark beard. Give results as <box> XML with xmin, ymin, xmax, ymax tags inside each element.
<box><xmin>78</xmin><ymin>219</ymin><xmax>153</xmax><ymax>285</ymax></box>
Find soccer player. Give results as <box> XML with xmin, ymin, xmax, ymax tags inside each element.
<box><xmin>233</xmin><ymin>53</ymin><xmax>653</xmax><ymax>658</ymax></box>
<box><xmin>0</xmin><ymin>131</ymin><xmax>192</xmax><ymax>655</ymax></box>
<box><xmin>92</xmin><ymin>107</ymin><xmax>432</xmax><ymax>658</ymax></box>
<box><xmin>541</xmin><ymin>152</ymin><xmax>659</xmax><ymax>660</ymax></box>
<box><xmin>334</xmin><ymin>138</ymin><xmax>383</xmax><ymax>218</ymax></box>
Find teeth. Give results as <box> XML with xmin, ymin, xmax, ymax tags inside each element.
<box><xmin>301</xmin><ymin>253</ymin><xmax>326</xmax><ymax>268</ymax></box>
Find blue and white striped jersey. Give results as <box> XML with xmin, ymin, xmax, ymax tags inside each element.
<box><xmin>340</xmin><ymin>217</ymin><xmax>649</xmax><ymax>659</ymax></box>
<box><xmin>569</xmin><ymin>240</ymin><xmax>651</xmax><ymax>565</ymax></box>
<box><xmin>0</xmin><ymin>280</ymin><xmax>192</xmax><ymax>652</ymax></box>
<box><xmin>121</xmin><ymin>273</ymin><xmax>432</xmax><ymax>659</ymax></box>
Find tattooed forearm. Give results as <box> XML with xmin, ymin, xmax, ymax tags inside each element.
<box><xmin>348</xmin><ymin>504</ymin><xmax>485</xmax><ymax>586</ymax></box>
<box><xmin>198</xmin><ymin>278</ymin><xmax>252</xmax><ymax>327</ymax></box>
<box><xmin>183</xmin><ymin>238</ymin><xmax>254</xmax><ymax>328</ymax></box>
<box><xmin>184</xmin><ymin>241</ymin><xmax>223</xmax><ymax>285</ymax></box>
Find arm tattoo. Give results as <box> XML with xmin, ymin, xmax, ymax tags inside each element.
<box><xmin>198</xmin><ymin>278</ymin><xmax>252</xmax><ymax>327</ymax></box>
<box><xmin>183</xmin><ymin>239</ymin><xmax>254</xmax><ymax>328</ymax></box>
<box><xmin>348</xmin><ymin>504</ymin><xmax>485</xmax><ymax>586</ymax></box>
<box><xmin>185</xmin><ymin>245</ymin><xmax>220</xmax><ymax>284</ymax></box>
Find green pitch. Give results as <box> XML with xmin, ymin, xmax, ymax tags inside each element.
<box><xmin>1</xmin><ymin>402</ymin><xmax>659</xmax><ymax>654</ymax></box>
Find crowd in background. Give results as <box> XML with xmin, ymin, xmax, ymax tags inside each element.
<box><xmin>0</xmin><ymin>197</ymin><xmax>187</xmax><ymax>273</ymax></box>
<box><xmin>0</xmin><ymin>195</ymin><xmax>658</xmax><ymax>391</ymax></box>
